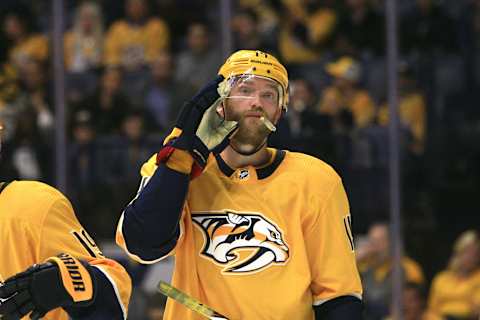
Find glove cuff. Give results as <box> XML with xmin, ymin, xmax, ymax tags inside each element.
<box><xmin>157</xmin><ymin>136</ymin><xmax>210</xmax><ymax>178</ymax></box>
<box><xmin>165</xmin><ymin>149</ymin><xmax>195</xmax><ymax>174</ymax></box>
<box><xmin>47</xmin><ymin>253</ymin><xmax>94</xmax><ymax>304</ymax></box>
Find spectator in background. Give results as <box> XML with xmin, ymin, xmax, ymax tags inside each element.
<box><xmin>285</xmin><ymin>78</ymin><xmax>334</xmax><ymax>161</ymax></box>
<box><xmin>64</xmin><ymin>1</ymin><xmax>104</xmax><ymax>73</ymax></box>
<box><xmin>77</xmin><ymin>67</ymin><xmax>132</xmax><ymax>135</ymax></box>
<box><xmin>104</xmin><ymin>0</ymin><xmax>170</xmax><ymax>70</ymax></box>
<box><xmin>0</xmin><ymin>40</ymin><xmax>18</xmax><ymax>109</ymax></box>
<box><xmin>99</xmin><ymin>111</ymin><xmax>159</xmax><ymax>233</ymax></box>
<box><xmin>7</xmin><ymin>59</ymin><xmax>53</xmax><ymax>181</ymax></box>
<box><xmin>104</xmin><ymin>0</ymin><xmax>170</xmax><ymax>106</ymax></box>
<box><xmin>377</xmin><ymin>63</ymin><xmax>426</xmax><ymax>155</ymax></box>
<box><xmin>116</xmin><ymin>110</ymin><xmax>159</xmax><ymax>182</ymax></box>
<box><xmin>68</xmin><ymin>109</ymin><xmax>99</xmax><ymax>192</ymax></box>
<box><xmin>0</xmin><ymin>31</ymin><xmax>19</xmax><ymax>143</ymax></box>
<box><xmin>317</xmin><ymin>56</ymin><xmax>376</xmax><ymax>129</ymax></box>
<box><xmin>427</xmin><ymin>230</ymin><xmax>480</xmax><ymax>320</ymax></box>
<box><xmin>236</xmin><ymin>0</ymin><xmax>279</xmax><ymax>35</ymax></box>
<box><xmin>401</xmin><ymin>0</ymin><xmax>456</xmax><ymax>55</ymax></box>
<box><xmin>402</xmin><ymin>283</ymin><xmax>431</xmax><ymax>320</ymax></box>
<box><xmin>154</xmin><ymin>0</ymin><xmax>209</xmax><ymax>51</ymax></box>
<box><xmin>0</xmin><ymin>36</ymin><xmax>20</xmax><ymax>180</ymax></box>
<box><xmin>0</xmin><ymin>123</ymin><xmax>18</xmax><ymax>180</ymax></box>
<box><xmin>316</xmin><ymin>56</ymin><xmax>377</xmax><ymax>210</ymax></box>
<box><xmin>231</xmin><ymin>8</ymin><xmax>277</xmax><ymax>54</ymax></box>
<box><xmin>356</xmin><ymin>222</ymin><xmax>425</xmax><ymax>320</ymax></box>
<box><xmin>67</xmin><ymin>109</ymin><xmax>102</xmax><ymax>233</ymax></box>
<box><xmin>459</xmin><ymin>0</ymin><xmax>480</xmax><ymax>90</ymax></box>
<box><xmin>385</xmin><ymin>283</ymin><xmax>433</xmax><ymax>320</ymax></box>
<box><xmin>144</xmin><ymin>51</ymin><xmax>194</xmax><ymax>132</ymax></box>
<box><xmin>14</xmin><ymin>59</ymin><xmax>54</xmax><ymax>141</ymax></box>
<box><xmin>10</xmin><ymin>110</ymin><xmax>46</xmax><ymax>181</ymax></box>
<box><xmin>335</xmin><ymin>0</ymin><xmax>385</xmax><ymax>57</ymax></box>
<box><xmin>277</xmin><ymin>0</ymin><xmax>337</xmax><ymax>65</ymax></box>
<box><xmin>64</xmin><ymin>1</ymin><xmax>104</xmax><ymax>106</ymax></box>
<box><xmin>175</xmin><ymin>22</ymin><xmax>221</xmax><ymax>92</ymax></box>
<box><xmin>2</xmin><ymin>5</ymin><xmax>48</xmax><ymax>71</ymax></box>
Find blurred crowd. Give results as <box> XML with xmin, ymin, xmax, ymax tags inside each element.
<box><xmin>0</xmin><ymin>0</ymin><xmax>479</xmax><ymax>319</ymax></box>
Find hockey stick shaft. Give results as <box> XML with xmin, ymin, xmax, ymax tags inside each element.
<box><xmin>157</xmin><ymin>280</ymin><xmax>229</xmax><ymax>320</ymax></box>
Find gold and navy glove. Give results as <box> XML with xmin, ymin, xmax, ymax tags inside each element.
<box><xmin>157</xmin><ymin>75</ymin><xmax>237</xmax><ymax>178</ymax></box>
<box><xmin>0</xmin><ymin>253</ymin><xmax>95</xmax><ymax>320</ymax></box>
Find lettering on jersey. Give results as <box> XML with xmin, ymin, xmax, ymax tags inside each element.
<box><xmin>191</xmin><ymin>211</ymin><xmax>289</xmax><ymax>274</ymax></box>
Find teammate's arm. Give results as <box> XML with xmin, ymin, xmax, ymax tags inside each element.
<box><xmin>0</xmin><ymin>187</ymin><xmax>131</xmax><ymax>319</ymax></box>
<box><xmin>117</xmin><ymin>76</ymin><xmax>237</xmax><ymax>263</ymax></box>
<box><xmin>305</xmin><ymin>174</ymin><xmax>364</xmax><ymax>319</ymax></box>
<box><xmin>0</xmin><ymin>253</ymin><xmax>130</xmax><ymax>320</ymax></box>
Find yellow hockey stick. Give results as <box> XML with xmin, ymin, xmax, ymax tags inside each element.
<box><xmin>157</xmin><ymin>280</ymin><xmax>229</xmax><ymax>320</ymax></box>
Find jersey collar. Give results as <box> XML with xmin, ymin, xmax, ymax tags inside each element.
<box><xmin>214</xmin><ymin>149</ymin><xmax>286</xmax><ymax>180</ymax></box>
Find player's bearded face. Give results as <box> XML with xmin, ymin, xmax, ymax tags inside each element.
<box><xmin>222</xmin><ymin>76</ymin><xmax>282</xmax><ymax>155</ymax></box>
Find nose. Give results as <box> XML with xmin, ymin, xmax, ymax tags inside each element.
<box><xmin>248</xmin><ymin>92</ymin><xmax>263</xmax><ymax>109</ymax></box>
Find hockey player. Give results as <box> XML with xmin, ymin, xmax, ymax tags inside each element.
<box><xmin>116</xmin><ymin>50</ymin><xmax>363</xmax><ymax>319</ymax></box>
<box><xmin>0</xmin><ymin>126</ymin><xmax>132</xmax><ymax>319</ymax></box>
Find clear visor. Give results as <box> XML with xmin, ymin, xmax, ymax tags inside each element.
<box><xmin>218</xmin><ymin>74</ymin><xmax>284</xmax><ymax>110</ymax></box>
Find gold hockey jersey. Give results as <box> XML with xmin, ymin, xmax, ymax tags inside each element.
<box><xmin>117</xmin><ymin>149</ymin><xmax>363</xmax><ymax>320</ymax></box>
<box><xmin>0</xmin><ymin>181</ymin><xmax>131</xmax><ymax>320</ymax></box>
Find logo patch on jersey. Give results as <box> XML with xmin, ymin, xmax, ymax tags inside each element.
<box><xmin>238</xmin><ymin>169</ymin><xmax>249</xmax><ymax>180</ymax></box>
<box><xmin>191</xmin><ymin>211</ymin><xmax>289</xmax><ymax>274</ymax></box>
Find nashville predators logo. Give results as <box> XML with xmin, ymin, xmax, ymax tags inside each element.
<box><xmin>191</xmin><ymin>211</ymin><xmax>289</xmax><ymax>274</ymax></box>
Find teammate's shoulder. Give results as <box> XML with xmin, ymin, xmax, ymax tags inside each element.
<box><xmin>6</xmin><ymin>180</ymin><xmax>65</xmax><ymax>199</ymax></box>
<box><xmin>0</xmin><ymin>180</ymin><xmax>69</xmax><ymax>220</ymax></box>
<box><xmin>283</xmin><ymin>151</ymin><xmax>341</xmax><ymax>182</ymax></box>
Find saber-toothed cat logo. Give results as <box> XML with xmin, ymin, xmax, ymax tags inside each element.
<box><xmin>191</xmin><ymin>211</ymin><xmax>289</xmax><ymax>274</ymax></box>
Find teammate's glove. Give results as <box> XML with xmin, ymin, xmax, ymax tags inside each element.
<box><xmin>157</xmin><ymin>75</ymin><xmax>237</xmax><ymax>178</ymax></box>
<box><xmin>0</xmin><ymin>253</ymin><xmax>95</xmax><ymax>320</ymax></box>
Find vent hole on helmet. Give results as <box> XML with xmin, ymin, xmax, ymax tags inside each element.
<box><xmin>253</xmin><ymin>67</ymin><xmax>257</xmax><ymax>71</ymax></box>
<box><xmin>267</xmin><ymin>69</ymin><xmax>271</xmax><ymax>73</ymax></box>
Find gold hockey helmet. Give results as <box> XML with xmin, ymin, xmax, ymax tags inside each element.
<box><xmin>218</xmin><ymin>50</ymin><xmax>289</xmax><ymax>110</ymax></box>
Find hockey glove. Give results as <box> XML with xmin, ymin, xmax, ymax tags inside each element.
<box><xmin>0</xmin><ymin>253</ymin><xmax>95</xmax><ymax>320</ymax></box>
<box><xmin>157</xmin><ymin>75</ymin><xmax>237</xmax><ymax>177</ymax></box>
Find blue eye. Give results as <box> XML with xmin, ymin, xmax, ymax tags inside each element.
<box><xmin>262</xmin><ymin>92</ymin><xmax>274</xmax><ymax>99</ymax></box>
<box><xmin>262</xmin><ymin>91</ymin><xmax>278</xmax><ymax>103</ymax></box>
<box><xmin>239</xmin><ymin>86</ymin><xmax>253</xmax><ymax>95</ymax></box>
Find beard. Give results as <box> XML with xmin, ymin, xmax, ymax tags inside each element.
<box><xmin>225</xmin><ymin>109</ymin><xmax>273</xmax><ymax>155</ymax></box>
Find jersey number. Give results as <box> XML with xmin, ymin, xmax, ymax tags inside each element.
<box><xmin>343</xmin><ymin>215</ymin><xmax>354</xmax><ymax>251</ymax></box>
<box><xmin>72</xmin><ymin>229</ymin><xmax>104</xmax><ymax>258</ymax></box>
